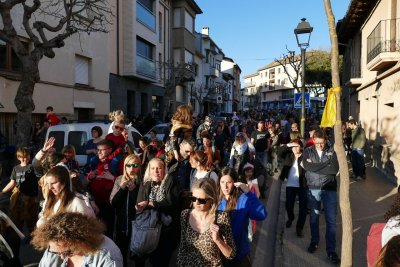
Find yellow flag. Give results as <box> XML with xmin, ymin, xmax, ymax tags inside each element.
<box><xmin>320</xmin><ymin>87</ymin><xmax>339</xmax><ymax>128</ymax></box>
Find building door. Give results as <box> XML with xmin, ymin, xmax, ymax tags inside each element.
<box><xmin>141</xmin><ymin>93</ymin><xmax>148</xmax><ymax>115</ymax></box>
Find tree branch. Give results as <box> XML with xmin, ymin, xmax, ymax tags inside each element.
<box><xmin>1</xmin><ymin>0</ymin><xmax>24</xmax><ymax>9</ymax></box>
<box><xmin>22</xmin><ymin>0</ymin><xmax>41</xmax><ymax>45</ymax></box>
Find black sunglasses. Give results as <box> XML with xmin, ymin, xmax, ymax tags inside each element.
<box><xmin>114</xmin><ymin>125</ymin><xmax>124</xmax><ymax>131</ymax></box>
<box><xmin>126</xmin><ymin>163</ymin><xmax>140</xmax><ymax>168</ymax></box>
<box><xmin>190</xmin><ymin>196</ymin><xmax>210</xmax><ymax>204</ymax></box>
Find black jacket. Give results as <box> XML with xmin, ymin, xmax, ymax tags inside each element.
<box><xmin>302</xmin><ymin>145</ymin><xmax>339</xmax><ymax>190</ymax></box>
<box><xmin>110</xmin><ymin>175</ymin><xmax>141</xmax><ymax>234</ymax></box>
<box><xmin>277</xmin><ymin>145</ymin><xmax>307</xmax><ymax>189</ymax></box>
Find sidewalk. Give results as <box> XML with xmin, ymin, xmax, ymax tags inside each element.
<box><xmin>274</xmin><ymin>165</ymin><xmax>397</xmax><ymax>266</ymax></box>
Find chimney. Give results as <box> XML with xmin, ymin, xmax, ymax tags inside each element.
<box><xmin>201</xmin><ymin>27</ymin><xmax>209</xmax><ymax>36</ymax></box>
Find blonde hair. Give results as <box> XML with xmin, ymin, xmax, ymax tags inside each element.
<box><xmin>109</xmin><ymin>110</ymin><xmax>124</xmax><ymax>122</ymax></box>
<box><xmin>122</xmin><ymin>154</ymin><xmax>141</xmax><ymax>182</ymax></box>
<box><xmin>143</xmin><ymin>158</ymin><xmax>167</xmax><ymax>184</ymax></box>
<box><xmin>191</xmin><ymin>178</ymin><xmax>218</xmax><ymax>215</ymax></box>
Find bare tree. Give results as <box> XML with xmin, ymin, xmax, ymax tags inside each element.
<box><xmin>275</xmin><ymin>48</ymin><xmax>301</xmax><ymax>92</ymax></box>
<box><xmin>0</xmin><ymin>0</ymin><xmax>112</xmax><ymax>147</ymax></box>
<box><xmin>323</xmin><ymin>0</ymin><xmax>353</xmax><ymax>266</ymax></box>
<box><xmin>186</xmin><ymin>83</ymin><xmax>220</xmax><ymax>116</ymax></box>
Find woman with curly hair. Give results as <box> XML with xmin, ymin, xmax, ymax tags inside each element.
<box><xmin>165</xmin><ymin>104</ymin><xmax>193</xmax><ymax>162</ymax></box>
<box><xmin>32</xmin><ymin>212</ymin><xmax>123</xmax><ymax>267</ymax></box>
<box><xmin>36</xmin><ymin>166</ymin><xmax>95</xmax><ymax>227</ymax></box>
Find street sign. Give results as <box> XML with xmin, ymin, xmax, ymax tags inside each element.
<box><xmin>216</xmin><ymin>95</ymin><xmax>223</xmax><ymax>104</ymax></box>
<box><xmin>294</xmin><ymin>92</ymin><xmax>310</xmax><ymax>109</ymax></box>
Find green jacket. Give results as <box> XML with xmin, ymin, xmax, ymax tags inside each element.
<box><xmin>351</xmin><ymin>126</ymin><xmax>366</xmax><ymax>149</ymax></box>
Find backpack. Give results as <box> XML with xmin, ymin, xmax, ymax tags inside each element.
<box><xmin>130</xmin><ymin>209</ymin><xmax>162</xmax><ymax>257</ymax></box>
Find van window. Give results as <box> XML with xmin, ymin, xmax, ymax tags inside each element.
<box><xmin>68</xmin><ymin>131</ymin><xmax>88</xmax><ymax>155</ymax></box>
<box><xmin>48</xmin><ymin>131</ymin><xmax>65</xmax><ymax>152</ymax></box>
<box><xmin>131</xmin><ymin>132</ymin><xmax>141</xmax><ymax>148</ymax></box>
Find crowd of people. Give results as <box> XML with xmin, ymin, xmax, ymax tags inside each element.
<box><xmin>0</xmin><ymin>103</ymin><xmax>377</xmax><ymax>266</ymax></box>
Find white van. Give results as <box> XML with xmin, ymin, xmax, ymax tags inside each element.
<box><xmin>45</xmin><ymin>122</ymin><xmax>142</xmax><ymax>166</ymax></box>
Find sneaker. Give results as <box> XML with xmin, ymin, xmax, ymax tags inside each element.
<box><xmin>307</xmin><ymin>242</ymin><xmax>318</xmax><ymax>253</ymax></box>
<box><xmin>286</xmin><ymin>220</ymin><xmax>293</xmax><ymax>228</ymax></box>
<box><xmin>327</xmin><ymin>252</ymin><xmax>340</xmax><ymax>265</ymax></box>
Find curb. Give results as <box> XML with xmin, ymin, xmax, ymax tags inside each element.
<box><xmin>252</xmin><ymin>176</ymin><xmax>282</xmax><ymax>267</ymax></box>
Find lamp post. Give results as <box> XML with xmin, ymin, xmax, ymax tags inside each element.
<box><xmin>294</xmin><ymin>18</ymin><xmax>313</xmax><ymax>138</ymax></box>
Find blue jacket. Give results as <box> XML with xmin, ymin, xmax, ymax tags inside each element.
<box><xmin>218</xmin><ymin>191</ymin><xmax>267</xmax><ymax>264</ymax></box>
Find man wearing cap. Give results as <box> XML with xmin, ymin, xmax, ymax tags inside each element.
<box><xmin>196</xmin><ymin>116</ymin><xmax>213</xmax><ymax>146</ymax></box>
<box><xmin>348</xmin><ymin>119</ymin><xmax>366</xmax><ymax>180</ymax></box>
<box><xmin>251</xmin><ymin>121</ymin><xmax>270</xmax><ymax>170</ymax></box>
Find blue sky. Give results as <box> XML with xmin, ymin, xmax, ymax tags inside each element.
<box><xmin>195</xmin><ymin>0</ymin><xmax>350</xmax><ymax>80</ymax></box>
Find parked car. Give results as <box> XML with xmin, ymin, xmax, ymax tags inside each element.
<box><xmin>45</xmin><ymin>122</ymin><xmax>142</xmax><ymax>166</ymax></box>
<box><xmin>144</xmin><ymin>123</ymin><xmax>171</xmax><ymax>143</ymax></box>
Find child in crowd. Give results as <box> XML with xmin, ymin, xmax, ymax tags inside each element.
<box><xmin>45</xmin><ymin>106</ymin><xmax>61</xmax><ymax>126</ymax></box>
<box><xmin>1</xmin><ymin>148</ymin><xmax>38</xmax><ymax>234</ymax></box>
<box><xmin>61</xmin><ymin>145</ymin><xmax>79</xmax><ymax>172</ymax></box>
<box><xmin>108</xmin><ymin>110</ymin><xmax>125</xmax><ymax>134</ymax></box>
<box><xmin>241</xmin><ymin>162</ymin><xmax>260</xmax><ymax>241</ymax></box>
<box><xmin>106</xmin><ymin>120</ymin><xmax>126</xmax><ymax>151</ymax></box>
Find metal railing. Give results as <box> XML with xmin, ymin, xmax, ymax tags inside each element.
<box><xmin>136</xmin><ymin>54</ymin><xmax>156</xmax><ymax>79</ymax></box>
<box><xmin>367</xmin><ymin>19</ymin><xmax>400</xmax><ymax>63</ymax></box>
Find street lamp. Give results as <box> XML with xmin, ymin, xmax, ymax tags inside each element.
<box><xmin>294</xmin><ymin>18</ymin><xmax>313</xmax><ymax>139</ymax></box>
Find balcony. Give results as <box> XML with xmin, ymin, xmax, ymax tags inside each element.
<box><xmin>136</xmin><ymin>1</ymin><xmax>156</xmax><ymax>31</ymax></box>
<box><xmin>210</xmin><ymin>66</ymin><xmax>219</xmax><ymax>77</ymax></box>
<box><xmin>367</xmin><ymin>19</ymin><xmax>400</xmax><ymax>71</ymax></box>
<box><xmin>136</xmin><ymin>54</ymin><xmax>156</xmax><ymax>79</ymax></box>
<box><xmin>244</xmin><ymin>82</ymin><xmax>255</xmax><ymax>88</ymax></box>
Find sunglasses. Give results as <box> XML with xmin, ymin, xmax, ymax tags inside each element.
<box><xmin>190</xmin><ymin>196</ymin><xmax>210</xmax><ymax>204</ymax></box>
<box><xmin>126</xmin><ymin>163</ymin><xmax>140</xmax><ymax>168</ymax></box>
<box><xmin>114</xmin><ymin>125</ymin><xmax>124</xmax><ymax>131</ymax></box>
<box><xmin>48</xmin><ymin>248</ymin><xmax>73</xmax><ymax>258</ymax></box>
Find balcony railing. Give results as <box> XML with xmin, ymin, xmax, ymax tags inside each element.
<box><xmin>367</xmin><ymin>19</ymin><xmax>400</xmax><ymax>63</ymax></box>
<box><xmin>244</xmin><ymin>82</ymin><xmax>255</xmax><ymax>87</ymax></box>
<box><xmin>136</xmin><ymin>1</ymin><xmax>156</xmax><ymax>31</ymax></box>
<box><xmin>136</xmin><ymin>54</ymin><xmax>156</xmax><ymax>79</ymax></box>
<box><xmin>210</xmin><ymin>66</ymin><xmax>219</xmax><ymax>77</ymax></box>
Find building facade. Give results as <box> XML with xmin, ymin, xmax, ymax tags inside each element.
<box><xmin>1</xmin><ymin>5</ymin><xmax>110</xmax><ymax>145</ymax></box>
<box><xmin>338</xmin><ymin>0</ymin><xmax>400</xmax><ymax>184</ymax></box>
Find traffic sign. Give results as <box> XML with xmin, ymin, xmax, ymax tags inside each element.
<box><xmin>294</xmin><ymin>92</ymin><xmax>310</xmax><ymax>109</ymax></box>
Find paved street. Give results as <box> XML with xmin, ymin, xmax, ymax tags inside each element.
<box><xmin>273</xmin><ymin>164</ymin><xmax>397</xmax><ymax>266</ymax></box>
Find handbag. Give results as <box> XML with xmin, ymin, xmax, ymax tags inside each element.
<box><xmin>130</xmin><ymin>209</ymin><xmax>162</xmax><ymax>257</ymax></box>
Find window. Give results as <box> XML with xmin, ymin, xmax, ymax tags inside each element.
<box><xmin>158</xmin><ymin>12</ymin><xmax>162</xmax><ymax>43</ymax></box>
<box><xmin>75</xmin><ymin>55</ymin><xmax>90</xmax><ymax>85</ymax></box>
<box><xmin>184</xmin><ymin>50</ymin><xmax>193</xmax><ymax>63</ymax></box>
<box><xmin>173</xmin><ymin>8</ymin><xmax>181</xmax><ymax>27</ymax></box>
<box><xmin>48</xmin><ymin>131</ymin><xmax>65</xmax><ymax>152</ymax></box>
<box><xmin>184</xmin><ymin>10</ymin><xmax>194</xmax><ymax>33</ymax></box>
<box><xmin>138</xmin><ymin>0</ymin><xmax>153</xmax><ymax>12</ymax></box>
<box><xmin>137</xmin><ymin>0</ymin><xmax>155</xmax><ymax>31</ymax></box>
<box><xmin>68</xmin><ymin>131</ymin><xmax>88</xmax><ymax>155</ymax></box>
<box><xmin>0</xmin><ymin>38</ymin><xmax>29</xmax><ymax>73</ymax></box>
<box><xmin>137</xmin><ymin>37</ymin><xmax>154</xmax><ymax>59</ymax></box>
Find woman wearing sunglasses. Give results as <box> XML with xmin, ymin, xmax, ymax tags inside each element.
<box><xmin>177</xmin><ymin>178</ymin><xmax>236</xmax><ymax>267</ymax></box>
<box><xmin>32</xmin><ymin>212</ymin><xmax>123</xmax><ymax>267</ymax></box>
<box><xmin>134</xmin><ymin>157</ymin><xmax>179</xmax><ymax>267</ymax></box>
<box><xmin>217</xmin><ymin>167</ymin><xmax>267</xmax><ymax>267</ymax></box>
<box><xmin>110</xmin><ymin>154</ymin><xmax>142</xmax><ymax>267</ymax></box>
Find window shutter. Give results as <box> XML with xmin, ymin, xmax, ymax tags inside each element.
<box><xmin>75</xmin><ymin>55</ymin><xmax>89</xmax><ymax>85</ymax></box>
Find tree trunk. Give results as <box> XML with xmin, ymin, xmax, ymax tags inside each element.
<box><xmin>323</xmin><ymin>1</ymin><xmax>353</xmax><ymax>266</ymax></box>
<box><xmin>14</xmin><ymin>60</ymin><xmax>40</xmax><ymax>148</ymax></box>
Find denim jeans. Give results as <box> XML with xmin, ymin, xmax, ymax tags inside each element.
<box><xmin>256</xmin><ymin>151</ymin><xmax>268</xmax><ymax>169</ymax></box>
<box><xmin>351</xmin><ymin>148</ymin><xmax>365</xmax><ymax>177</ymax></box>
<box><xmin>286</xmin><ymin>187</ymin><xmax>308</xmax><ymax>230</ymax></box>
<box><xmin>307</xmin><ymin>189</ymin><xmax>338</xmax><ymax>253</ymax></box>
